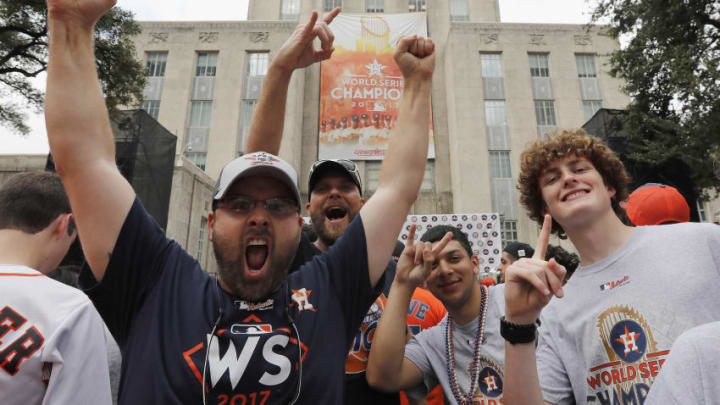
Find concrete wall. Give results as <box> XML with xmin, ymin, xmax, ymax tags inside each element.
<box><xmin>0</xmin><ymin>155</ymin><xmax>46</xmax><ymax>184</ymax></box>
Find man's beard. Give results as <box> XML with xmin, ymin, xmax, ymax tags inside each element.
<box><xmin>213</xmin><ymin>234</ymin><xmax>299</xmax><ymax>301</ymax></box>
<box><xmin>310</xmin><ymin>206</ymin><xmax>357</xmax><ymax>248</ymax></box>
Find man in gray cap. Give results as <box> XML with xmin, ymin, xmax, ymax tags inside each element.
<box><xmin>43</xmin><ymin>0</ymin><xmax>436</xmax><ymax>403</ymax></box>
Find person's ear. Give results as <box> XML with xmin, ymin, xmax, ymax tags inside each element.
<box><xmin>53</xmin><ymin>214</ymin><xmax>73</xmax><ymax>240</ymax></box>
<box><xmin>607</xmin><ymin>186</ymin><xmax>616</xmax><ymax>199</ymax></box>
<box><xmin>208</xmin><ymin>211</ymin><xmax>215</xmax><ymax>242</ymax></box>
<box><xmin>471</xmin><ymin>255</ymin><xmax>480</xmax><ymax>275</ymax></box>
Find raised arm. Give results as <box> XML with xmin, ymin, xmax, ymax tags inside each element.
<box><xmin>244</xmin><ymin>8</ymin><xmax>339</xmax><ymax>154</ymax></box>
<box><xmin>367</xmin><ymin>226</ymin><xmax>451</xmax><ymax>392</ymax></box>
<box><xmin>45</xmin><ymin>0</ymin><xmax>135</xmax><ymax>281</ymax></box>
<box><xmin>360</xmin><ymin>36</ymin><xmax>435</xmax><ymax>286</ymax></box>
<box><xmin>503</xmin><ymin>215</ymin><xmax>565</xmax><ymax>405</ymax></box>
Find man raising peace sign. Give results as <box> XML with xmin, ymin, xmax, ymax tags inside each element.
<box><xmin>367</xmin><ymin>223</ymin><xmax>511</xmax><ymax>404</ymax></box>
<box><xmin>502</xmin><ymin>129</ymin><xmax>720</xmax><ymax>405</ymax></box>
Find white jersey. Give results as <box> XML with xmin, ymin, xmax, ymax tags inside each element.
<box><xmin>0</xmin><ymin>265</ymin><xmax>112</xmax><ymax>405</ymax></box>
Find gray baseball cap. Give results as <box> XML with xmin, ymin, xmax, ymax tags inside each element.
<box><xmin>213</xmin><ymin>152</ymin><xmax>301</xmax><ymax>210</ymax></box>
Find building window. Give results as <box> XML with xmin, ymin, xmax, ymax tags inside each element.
<box><xmin>534</xmin><ymin>101</ymin><xmax>556</xmax><ymax>125</ymax></box>
<box><xmin>142</xmin><ymin>53</ymin><xmax>166</xmax><ymax>120</ymax></box>
<box><xmin>185</xmin><ymin>153</ymin><xmax>207</xmax><ymax>171</ymax></box>
<box><xmin>529</xmin><ymin>54</ymin><xmax>550</xmax><ymax>77</ymax></box>
<box><xmin>186</xmin><ymin>101</ymin><xmax>213</xmax><ymax>170</ymax></box>
<box><xmin>189</xmin><ymin>101</ymin><xmax>213</xmax><ymax>128</ymax></box>
<box><xmin>450</xmin><ymin>0</ymin><xmax>469</xmax><ymax>21</ymax></box>
<box><xmin>408</xmin><ymin>0</ymin><xmax>426</xmax><ymax>12</ymax></box>
<box><xmin>247</xmin><ymin>52</ymin><xmax>269</xmax><ymax>77</ymax></box>
<box><xmin>141</xmin><ymin>100</ymin><xmax>160</xmax><ymax>120</ymax></box>
<box><xmin>281</xmin><ymin>0</ymin><xmax>300</xmax><ymax>20</ymax></box>
<box><xmin>576</xmin><ymin>54</ymin><xmax>597</xmax><ymax>78</ymax></box>
<box><xmin>484</xmin><ymin>101</ymin><xmax>507</xmax><ymax>127</ymax></box>
<box><xmin>577</xmin><ymin>54</ymin><xmax>602</xmax><ymax>122</ymax></box>
<box><xmin>145</xmin><ymin>52</ymin><xmax>167</xmax><ymax>77</ymax></box>
<box><xmin>489</xmin><ymin>151</ymin><xmax>512</xmax><ymax>179</ymax></box>
<box><xmin>480</xmin><ymin>53</ymin><xmax>502</xmax><ymax>78</ymax></box>
<box><xmin>583</xmin><ymin>100</ymin><xmax>602</xmax><ymax>122</ymax></box>
<box><xmin>366</xmin><ymin>0</ymin><xmax>384</xmax><ymax>13</ymax></box>
<box><xmin>238</xmin><ymin>52</ymin><xmax>269</xmax><ymax>154</ymax></box>
<box><xmin>196</xmin><ymin>52</ymin><xmax>217</xmax><ymax>77</ymax></box>
<box><xmin>324</xmin><ymin>0</ymin><xmax>342</xmax><ymax>11</ymax></box>
<box><xmin>501</xmin><ymin>220</ymin><xmax>518</xmax><ymax>247</ymax></box>
<box><xmin>198</xmin><ymin>217</ymin><xmax>207</xmax><ymax>264</ymax></box>
<box><xmin>238</xmin><ymin>100</ymin><xmax>258</xmax><ymax>153</ymax></box>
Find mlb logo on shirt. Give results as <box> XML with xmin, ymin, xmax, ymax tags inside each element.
<box><xmin>599</xmin><ymin>275</ymin><xmax>630</xmax><ymax>291</ymax></box>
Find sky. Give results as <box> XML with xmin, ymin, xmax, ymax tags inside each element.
<box><xmin>2</xmin><ymin>0</ymin><xmax>600</xmax><ymax>155</ymax></box>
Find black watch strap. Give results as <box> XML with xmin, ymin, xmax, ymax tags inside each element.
<box><xmin>500</xmin><ymin>316</ymin><xmax>540</xmax><ymax>344</ymax></box>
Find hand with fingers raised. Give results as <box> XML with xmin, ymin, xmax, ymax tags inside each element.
<box><xmin>395</xmin><ymin>224</ymin><xmax>454</xmax><ymax>289</ymax></box>
<box><xmin>394</xmin><ymin>35</ymin><xmax>436</xmax><ymax>81</ymax></box>
<box><xmin>273</xmin><ymin>7</ymin><xmax>341</xmax><ymax>73</ymax></box>
<box><xmin>504</xmin><ymin>215</ymin><xmax>567</xmax><ymax>325</ymax></box>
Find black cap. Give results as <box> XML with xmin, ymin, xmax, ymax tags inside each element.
<box><xmin>503</xmin><ymin>242</ymin><xmax>535</xmax><ymax>261</ymax></box>
<box><xmin>308</xmin><ymin>160</ymin><xmax>362</xmax><ymax>198</ymax></box>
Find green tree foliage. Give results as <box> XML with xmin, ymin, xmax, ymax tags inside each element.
<box><xmin>1</xmin><ymin>0</ymin><xmax>145</xmax><ymax>134</ymax></box>
<box><xmin>592</xmin><ymin>0</ymin><xmax>720</xmax><ymax>195</ymax></box>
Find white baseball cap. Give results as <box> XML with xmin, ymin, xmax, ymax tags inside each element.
<box><xmin>213</xmin><ymin>152</ymin><xmax>301</xmax><ymax>210</ymax></box>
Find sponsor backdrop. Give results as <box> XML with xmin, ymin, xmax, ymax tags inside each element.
<box><xmin>304</xmin><ymin>213</ymin><xmax>502</xmax><ymax>275</ymax></box>
<box><xmin>399</xmin><ymin>213</ymin><xmax>502</xmax><ymax>275</ymax></box>
<box><xmin>319</xmin><ymin>13</ymin><xmax>435</xmax><ymax>160</ymax></box>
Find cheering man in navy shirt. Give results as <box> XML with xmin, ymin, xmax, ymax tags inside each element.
<box><xmin>43</xmin><ymin>0</ymin><xmax>436</xmax><ymax>403</ymax></box>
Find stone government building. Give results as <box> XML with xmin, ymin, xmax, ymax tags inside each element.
<box><xmin>134</xmin><ymin>0</ymin><xmax>631</xmax><ymax>251</ymax></box>
<box><xmin>0</xmin><ymin>0</ymin><xmax>640</xmax><ymax>272</ymax></box>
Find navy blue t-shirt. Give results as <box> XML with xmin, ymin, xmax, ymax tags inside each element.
<box><xmin>80</xmin><ymin>198</ymin><xmax>382</xmax><ymax>404</ymax></box>
<box><xmin>289</xmin><ymin>224</ymin><xmax>399</xmax><ymax>404</ymax></box>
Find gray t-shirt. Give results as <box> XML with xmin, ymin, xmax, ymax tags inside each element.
<box><xmin>645</xmin><ymin>321</ymin><xmax>720</xmax><ymax>405</ymax></box>
<box><xmin>404</xmin><ymin>285</ymin><xmax>506</xmax><ymax>404</ymax></box>
<box><xmin>537</xmin><ymin>223</ymin><xmax>720</xmax><ymax>405</ymax></box>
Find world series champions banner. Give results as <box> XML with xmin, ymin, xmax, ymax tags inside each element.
<box><xmin>399</xmin><ymin>213</ymin><xmax>502</xmax><ymax>275</ymax></box>
<box><xmin>319</xmin><ymin>13</ymin><xmax>435</xmax><ymax>160</ymax></box>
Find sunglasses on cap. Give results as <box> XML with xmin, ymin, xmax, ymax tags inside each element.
<box><xmin>310</xmin><ymin>159</ymin><xmax>359</xmax><ymax>174</ymax></box>
<box><xmin>308</xmin><ymin>159</ymin><xmax>362</xmax><ymax>195</ymax></box>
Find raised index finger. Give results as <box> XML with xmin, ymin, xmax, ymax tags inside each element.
<box><xmin>323</xmin><ymin>7</ymin><xmax>341</xmax><ymax>24</ymax></box>
<box><xmin>533</xmin><ymin>214</ymin><xmax>552</xmax><ymax>260</ymax></box>
<box><xmin>405</xmin><ymin>224</ymin><xmax>417</xmax><ymax>250</ymax></box>
<box><xmin>302</xmin><ymin>11</ymin><xmax>319</xmax><ymax>37</ymax></box>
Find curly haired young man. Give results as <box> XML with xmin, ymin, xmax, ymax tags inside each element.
<box><xmin>502</xmin><ymin>129</ymin><xmax>720</xmax><ymax>405</ymax></box>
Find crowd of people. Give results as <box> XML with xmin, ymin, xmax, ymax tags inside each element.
<box><xmin>1</xmin><ymin>1</ymin><xmax>719</xmax><ymax>405</ymax></box>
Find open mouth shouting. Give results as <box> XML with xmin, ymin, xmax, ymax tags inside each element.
<box><xmin>245</xmin><ymin>238</ymin><xmax>271</xmax><ymax>280</ymax></box>
<box><xmin>325</xmin><ymin>206</ymin><xmax>349</xmax><ymax>224</ymax></box>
